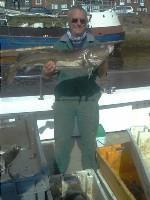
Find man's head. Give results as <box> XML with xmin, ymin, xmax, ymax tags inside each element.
<box><xmin>67</xmin><ymin>6</ymin><xmax>88</xmax><ymax>37</ymax></box>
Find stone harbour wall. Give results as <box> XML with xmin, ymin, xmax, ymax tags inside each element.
<box><xmin>119</xmin><ymin>14</ymin><xmax>150</xmax><ymax>48</ymax></box>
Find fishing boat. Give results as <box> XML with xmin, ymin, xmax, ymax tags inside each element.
<box><xmin>0</xmin><ymin>86</ymin><xmax>150</xmax><ymax>199</ymax></box>
<box><xmin>0</xmin><ymin>9</ymin><xmax>125</xmax><ymax>51</ymax></box>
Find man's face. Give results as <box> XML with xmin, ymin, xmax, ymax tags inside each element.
<box><xmin>68</xmin><ymin>9</ymin><xmax>87</xmax><ymax>37</ymax></box>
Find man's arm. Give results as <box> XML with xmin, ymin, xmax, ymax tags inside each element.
<box><xmin>96</xmin><ymin>60</ymin><xmax>108</xmax><ymax>80</ymax></box>
<box><xmin>94</xmin><ymin>60</ymin><xmax>108</xmax><ymax>89</ymax></box>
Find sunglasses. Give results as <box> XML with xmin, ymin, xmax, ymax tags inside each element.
<box><xmin>71</xmin><ymin>18</ymin><xmax>86</xmax><ymax>25</ymax></box>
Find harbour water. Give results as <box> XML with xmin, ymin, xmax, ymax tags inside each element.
<box><xmin>106</xmin><ymin>46</ymin><xmax>150</xmax><ymax>89</ymax></box>
<box><xmin>109</xmin><ymin>46</ymin><xmax>150</xmax><ymax>70</ymax></box>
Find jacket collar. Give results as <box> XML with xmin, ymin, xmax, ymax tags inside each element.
<box><xmin>60</xmin><ymin>32</ymin><xmax>95</xmax><ymax>43</ymax></box>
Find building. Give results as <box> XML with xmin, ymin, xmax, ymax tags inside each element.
<box><xmin>5</xmin><ymin>0</ymin><xmax>31</xmax><ymax>10</ymax></box>
<box><xmin>114</xmin><ymin>0</ymin><xmax>150</xmax><ymax>13</ymax></box>
<box><xmin>31</xmin><ymin>0</ymin><xmax>73</xmax><ymax>11</ymax></box>
<box><xmin>4</xmin><ymin>0</ymin><xmax>150</xmax><ymax>13</ymax></box>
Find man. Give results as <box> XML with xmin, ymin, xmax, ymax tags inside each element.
<box><xmin>43</xmin><ymin>6</ymin><xmax>107</xmax><ymax>173</ymax></box>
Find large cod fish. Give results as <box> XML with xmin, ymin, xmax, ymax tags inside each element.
<box><xmin>4</xmin><ymin>44</ymin><xmax>114</xmax><ymax>84</ymax></box>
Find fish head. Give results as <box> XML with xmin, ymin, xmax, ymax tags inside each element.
<box><xmin>107</xmin><ymin>44</ymin><xmax>114</xmax><ymax>54</ymax></box>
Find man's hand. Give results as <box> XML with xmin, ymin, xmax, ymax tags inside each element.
<box><xmin>42</xmin><ymin>60</ymin><xmax>57</xmax><ymax>78</ymax></box>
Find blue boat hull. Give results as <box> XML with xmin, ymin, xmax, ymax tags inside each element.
<box><xmin>0</xmin><ymin>32</ymin><xmax>125</xmax><ymax>50</ymax></box>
